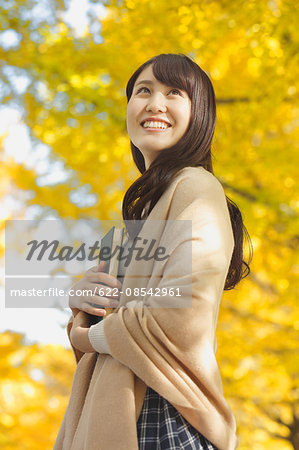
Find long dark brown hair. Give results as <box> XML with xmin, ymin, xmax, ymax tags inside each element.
<box><xmin>122</xmin><ymin>53</ymin><xmax>252</xmax><ymax>290</ymax></box>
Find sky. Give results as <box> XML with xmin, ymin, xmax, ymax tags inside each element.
<box><xmin>1</xmin><ymin>0</ymin><xmax>107</xmax><ymax>348</ymax></box>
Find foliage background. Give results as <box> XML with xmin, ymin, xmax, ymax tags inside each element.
<box><xmin>0</xmin><ymin>0</ymin><xmax>298</xmax><ymax>448</ymax></box>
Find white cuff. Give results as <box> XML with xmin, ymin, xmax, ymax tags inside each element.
<box><xmin>88</xmin><ymin>320</ymin><xmax>111</xmax><ymax>355</ymax></box>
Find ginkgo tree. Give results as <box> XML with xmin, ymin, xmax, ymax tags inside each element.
<box><xmin>0</xmin><ymin>0</ymin><xmax>298</xmax><ymax>448</ymax></box>
<box><xmin>0</xmin><ymin>330</ymin><xmax>75</xmax><ymax>450</ymax></box>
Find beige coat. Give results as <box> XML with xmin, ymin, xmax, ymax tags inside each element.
<box><xmin>54</xmin><ymin>166</ymin><xmax>238</xmax><ymax>450</ymax></box>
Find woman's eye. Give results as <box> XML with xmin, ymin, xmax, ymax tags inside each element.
<box><xmin>135</xmin><ymin>87</ymin><xmax>182</xmax><ymax>96</ymax></box>
<box><xmin>137</xmin><ymin>87</ymin><xmax>150</xmax><ymax>94</ymax></box>
<box><xmin>169</xmin><ymin>89</ymin><xmax>181</xmax><ymax>95</ymax></box>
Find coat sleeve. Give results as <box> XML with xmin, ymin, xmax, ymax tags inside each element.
<box><xmin>66</xmin><ymin>315</ymin><xmax>85</xmax><ymax>364</ymax></box>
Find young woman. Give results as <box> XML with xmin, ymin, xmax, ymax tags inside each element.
<box><xmin>54</xmin><ymin>53</ymin><xmax>251</xmax><ymax>450</ymax></box>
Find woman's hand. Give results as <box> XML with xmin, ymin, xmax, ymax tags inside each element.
<box><xmin>69</xmin><ymin>260</ymin><xmax>122</xmax><ymax>318</ymax></box>
<box><xmin>69</xmin><ymin>311</ymin><xmax>95</xmax><ymax>353</ymax></box>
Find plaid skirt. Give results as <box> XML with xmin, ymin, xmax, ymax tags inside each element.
<box><xmin>137</xmin><ymin>386</ymin><xmax>218</xmax><ymax>450</ymax></box>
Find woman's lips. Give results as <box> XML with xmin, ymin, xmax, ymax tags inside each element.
<box><xmin>141</xmin><ymin>127</ymin><xmax>171</xmax><ymax>132</ymax></box>
<box><xmin>140</xmin><ymin>123</ymin><xmax>172</xmax><ymax>132</ymax></box>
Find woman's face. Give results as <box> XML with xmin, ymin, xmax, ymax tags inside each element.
<box><xmin>126</xmin><ymin>65</ymin><xmax>191</xmax><ymax>169</ymax></box>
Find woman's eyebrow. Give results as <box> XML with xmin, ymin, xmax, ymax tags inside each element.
<box><xmin>135</xmin><ymin>80</ymin><xmax>154</xmax><ymax>87</ymax></box>
<box><xmin>134</xmin><ymin>80</ymin><xmax>185</xmax><ymax>93</ymax></box>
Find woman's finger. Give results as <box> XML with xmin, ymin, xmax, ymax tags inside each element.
<box><xmin>87</xmin><ymin>296</ymin><xmax>120</xmax><ymax>310</ymax></box>
<box><xmin>81</xmin><ymin>282</ymin><xmax>121</xmax><ymax>299</ymax></box>
<box><xmin>86</xmin><ymin>268</ymin><xmax>122</xmax><ymax>289</ymax></box>
<box><xmin>93</xmin><ymin>285</ymin><xmax>121</xmax><ymax>299</ymax></box>
<box><xmin>86</xmin><ymin>306</ymin><xmax>107</xmax><ymax>317</ymax></box>
<box><xmin>77</xmin><ymin>301</ymin><xmax>107</xmax><ymax>317</ymax></box>
<box><xmin>89</xmin><ymin>260</ymin><xmax>106</xmax><ymax>273</ymax></box>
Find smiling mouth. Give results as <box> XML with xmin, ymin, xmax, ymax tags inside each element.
<box><xmin>141</xmin><ymin>120</ymin><xmax>172</xmax><ymax>130</ymax></box>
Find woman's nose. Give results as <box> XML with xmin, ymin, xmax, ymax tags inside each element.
<box><xmin>145</xmin><ymin>94</ymin><xmax>167</xmax><ymax>113</ymax></box>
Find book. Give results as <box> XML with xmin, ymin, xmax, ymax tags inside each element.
<box><xmin>101</xmin><ymin>226</ymin><xmax>125</xmax><ymax>317</ymax></box>
<box><xmin>88</xmin><ymin>226</ymin><xmax>125</xmax><ymax>323</ymax></box>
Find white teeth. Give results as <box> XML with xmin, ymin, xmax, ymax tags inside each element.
<box><xmin>142</xmin><ymin>121</ymin><xmax>170</xmax><ymax>129</ymax></box>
